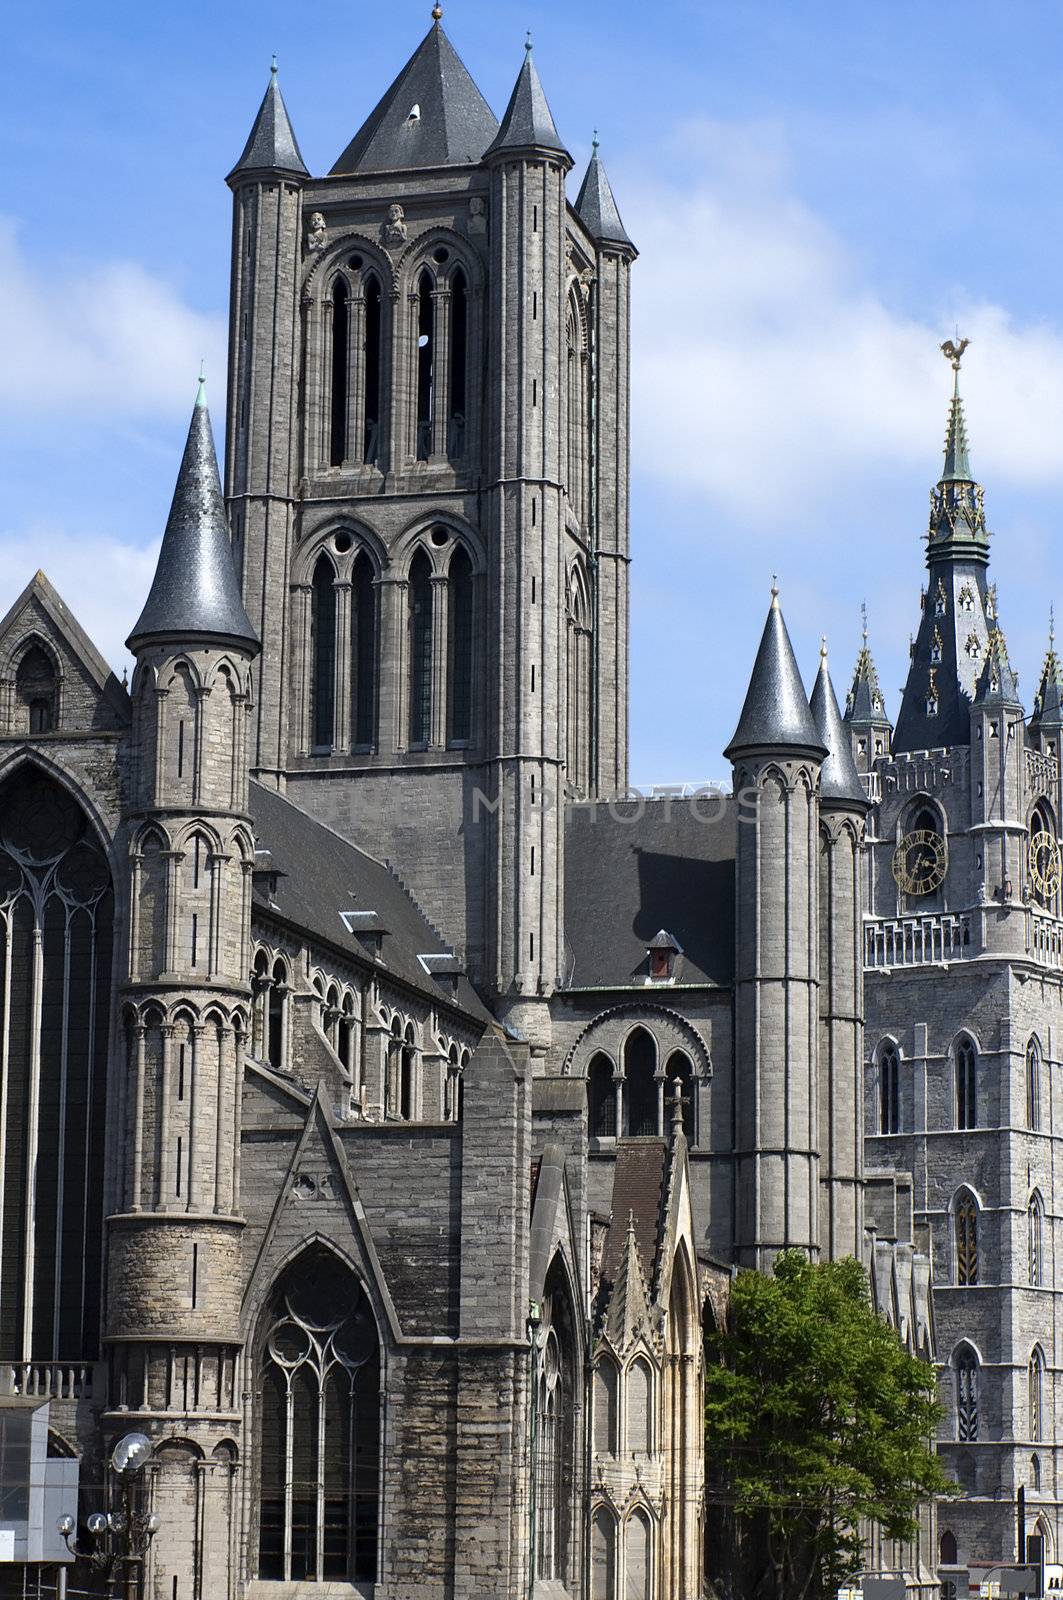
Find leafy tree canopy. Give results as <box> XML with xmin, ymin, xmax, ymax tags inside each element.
<box><xmin>705</xmin><ymin>1252</ymin><xmax>953</xmax><ymax>1600</ymax></box>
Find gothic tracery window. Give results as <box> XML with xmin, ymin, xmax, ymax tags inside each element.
<box><xmin>1027</xmin><ymin>1038</ymin><xmax>1042</xmax><ymax>1131</ymax></box>
<box><xmin>1029</xmin><ymin>1346</ymin><xmax>1045</xmax><ymax>1442</ymax></box>
<box><xmin>415</xmin><ymin>270</ymin><xmax>434</xmax><ymax>460</ymax></box>
<box><xmin>566</xmin><ymin>567</ymin><xmax>592</xmax><ymax>794</ymax></box>
<box><xmin>330</xmin><ymin>278</ymin><xmax>350</xmax><ymax>467</ymax></box>
<box><xmin>879</xmin><ymin>1041</ymin><xmax>900</xmax><ymax>1135</ymax></box>
<box><xmin>955</xmin><ymin>1191</ymin><xmax>978</xmax><ymax>1286</ymax></box>
<box><xmin>535</xmin><ymin>1260</ymin><xmax>576</xmax><ymax>1586</ymax></box>
<box><xmin>624</xmin><ymin>1027</ymin><xmax>657</xmax><ymax>1138</ymax></box>
<box><xmin>15</xmin><ymin>645</ymin><xmax>58</xmax><ymax>735</ymax></box>
<box><xmin>0</xmin><ymin>768</ymin><xmax>111</xmax><ymax>1360</ymax></box>
<box><xmin>448</xmin><ymin>268</ymin><xmax>468</xmax><ymax>460</ymax></box>
<box><xmin>447</xmin><ymin>545</ymin><xmax>474</xmax><ymax>744</ymax></box>
<box><xmin>955</xmin><ymin>1037</ymin><xmax>977</xmax><ymax>1130</ymax></box>
<box><xmin>408</xmin><ymin>549</ymin><xmax>433</xmax><ymax>746</ymax></box>
<box><xmin>954</xmin><ymin>1345</ymin><xmax>979</xmax><ymax>1441</ymax></box>
<box><xmin>351</xmin><ymin>551</ymin><xmax>377</xmax><ymax>749</ymax></box>
<box><xmin>312</xmin><ymin>554</ymin><xmax>337</xmax><ymax>750</ymax></box>
<box><xmin>257</xmin><ymin>1248</ymin><xmax>379</xmax><ymax>1583</ymax></box>
<box><xmin>587</xmin><ymin>1053</ymin><xmax>616</xmax><ymax>1140</ymax></box>
<box><xmin>1029</xmin><ymin>1193</ymin><xmax>1044</xmax><ymax>1288</ymax></box>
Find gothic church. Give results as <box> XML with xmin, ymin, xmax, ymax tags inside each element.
<box><xmin>0</xmin><ymin>13</ymin><xmax>1032</xmax><ymax>1599</ymax></box>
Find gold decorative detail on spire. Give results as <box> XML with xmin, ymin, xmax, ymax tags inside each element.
<box><xmin>941</xmin><ymin>336</ymin><xmax>970</xmax><ymax>372</ymax></box>
<box><xmin>431</xmin><ymin>3</ymin><xmax>443</xmax><ymax>19</ymax></box>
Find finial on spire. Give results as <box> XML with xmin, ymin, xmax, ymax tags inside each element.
<box><xmin>270</xmin><ymin>54</ymin><xmax>278</xmax><ymax>75</ymax></box>
<box><xmin>525</xmin><ymin>30</ymin><xmax>533</xmax><ymax>54</ymax></box>
<box><xmin>1051</xmin><ymin>605</ymin><xmax>1056</xmax><ymax>651</ymax></box>
<box><xmin>196</xmin><ymin>361</ymin><xmax>207</xmax><ymax>408</ymax></box>
<box><xmin>861</xmin><ymin>600</ymin><xmax>868</xmax><ymax>645</ymax></box>
<box><xmin>820</xmin><ymin>635</ymin><xmax>828</xmax><ymax>664</ymax></box>
<box><xmin>431</xmin><ymin>3</ymin><xmax>443</xmax><ymax>19</ymax></box>
<box><xmin>592</xmin><ymin>128</ymin><xmax>599</xmax><ymax>153</ymax></box>
<box><xmin>770</xmin><ymin>573</ymin><xmax>779</xmax><ymax>606</ymax></box>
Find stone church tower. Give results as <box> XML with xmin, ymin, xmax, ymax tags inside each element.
<box><xmin>224</xmin><ymin>23</ymin><xmax>636</xmax><ymax>1040</ymax></box>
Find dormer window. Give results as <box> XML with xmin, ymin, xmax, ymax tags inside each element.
<box><xmin>935</xmin><ymin>581</ymin><xmax>947</xmax><ymax>617</ymax></box>
<box><xmin>646</xmin><ymin>929</ymin><xmax>681</xmax><ymax>983</ymax></box>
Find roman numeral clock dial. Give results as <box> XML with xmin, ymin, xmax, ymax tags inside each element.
<box><xmin>892</xmin><ymin>829</ymin><xmax>948</xmax><ymax>896</ymax></box>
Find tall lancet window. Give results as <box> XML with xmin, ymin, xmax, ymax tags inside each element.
<box><xmin>312</xmin><ymin>555</ymin><xmax>337</xmax><ymax>750</ymax></box>
<box><xmin>566</xmin><ymin>297</ymin><xmax>588</xmax><ymax>528</ymax></box>
<box><xmin>0</xmin><ymin>767</ymin><xmax>112</xmax><ymax>1362</ymax></box>
<box><xmin>955</xmin><ymin>1036</ymin><xmax>977</xmax><ymax>1129</ymax></box>
<box><xmin>447</xmin><ymin>268</ymin><xmax>468</xmax><ymax>460</ymax></box>
<box><xmin>351</xmin><ymin>552</ymin><xmax>377</xmax><ymax>750</ymax></box>
<box><xmin>535</xmin><ymin>1259</ymin><xmax>576</xmax><ymax>1585</ymax></box>
<box><xmin>363</xmin><ymin>273</ymin><xmax>382</xmax><ymax>467</ymax></box>
<box><xmin>879</xmin><ymin>1042</ymin><xmax>900</xmax><ymax>1134</ymax></box>
<box><xmin>415</xmin><ymin>270</ymin><xmax>434</xmax><ymax>460</ymax></box>
<box><xmin>955</xmin><ymin>1346</ymin><xmax>979</xmax><ymax>1441</ymax></box>
<box><xmin>257</xmin><ymin>1247</ymin><xmax>379</xmax><ymax>1584</ymax></box>
<box><xmin>330</xmin><ymin>278</ymin><xmax>350</xmax><ymax>468</ymax></box>
<box><xmin>447</xmin><ymin>545</ymin><xmax>474</xmax><ymax>743</ymax></box>
<box><xmin>16</xmin><ymin>645</ymin><xmax>58</xmax><ymax>735</ymax></box>
<box><xmin>955</xmin><ymin>1190</ymin><xmax>978</xmax><ymax>1286</ymax></box>
<box><xmin>566</xmin><ymin>567</ymin><xmax>591</xmax><ymax>792</ymax></box>
<box><xmin>408</xmin><ymin>549</ymin><xmax>433</xmax><ymax>746</ymax></box>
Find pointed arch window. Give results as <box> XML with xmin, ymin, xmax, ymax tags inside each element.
<box><xmin>665</xmin><ymin>1050</ymin><xmax>695</xmax><ymax>1142</ymax></box>
<box><xmin>447</xmin><ymin>268</ymin><xmax>468</xmax><ymax>460</ymax></box>
<box><xmin>330</xmin><ymin>278</ymin><xmax>350</xmax><ymax>467</ymax></box>
<box><xmin>593</xmin><ymin>1357</ymin><xmax>619</xmax><ymax>1456</ymax></box>
<box><xmin>566</xmin><ymin>567</ymin><xmax>592</xmax><ymax>794</ymax></box>
<box><xmin>408</xmin><ymin>549</ymin><xmax>433</xmax><ymax>746</ymax></box>
<box><xmin>257</xmin><ymin>1248</ymin><xmax>379</xmax><ymax>1583</ymax></box>
<box><xmin>566</xmin><ymin>297</ymin><xmax>588</xmax><ymax>528</ymax></box>
<box><xmin>588</xmin><ymin>1054</ymin><xmax>616</xmax><ymax>1140</ymax></box>
<box><xmin>1029</xmin><ymin>1193</ymin><xmax>1045</xmax><ymax>1288</ymax></box>
<box><xmin>955</xmin><ymin>1191</ymin><xmax>978</xmax><ymax>1286</ymax></box>
<box><xmin>956</xmin><ymin>1037</ymin><xmax>977</xmax><ymax>1129</ymax></box>
<box><xmin>415</xmin><ymin>270</ymin><xmax>434</xmax><ymax>460</ymax></box>
<box><xmin>363</xmin><ymin>273</ymin><xmax>382</xmax><ymax>467</ymax></box>
<box><xmin>955</xmin><ymin>1345</ymin><xmax>979</xmax><ymax>1441</ymax></box>
<box><xmin>312</xmin><ymin>555</ymin><xmax>337</xmax><ymax>750</ymax></box>
<box><xmin>879</xmin><ymin>1042</ymin><xmax>900</xmax><ymax>1135</ymax></box>
<box><xmin>1027</xmin><ymin>1038</ymin><xmax>1043</xmax><ymax>1131</ymax></box>
<box><xmin>1029</xmin><ymin>1346</ymin><xmax>1046</xmax><ymax>1441</ymax></box>
<box><xmin>535</xmin><ymin>1261</ymin><xmax>575</xmax><ymax>1584</ymax></box>
<box><xmin>268</xmin><ymin>958</ymin><xmax>288</xmax><ymax>1071</ymax></box>
<box><xmin>623</xmin><ymin>1028</ymin><xmax>657</xmax><ymax>1138</ymax></box>
<box><xmin>590</xmin><ymin>1506</ymin><xmax>617</xmax><ymax>1600</ymax></box>
<box><xmin>940</xmin><ymin>1531</ymin><xmax>959</xmax><ymax>1566</ymax></box>
<box><xmin>447</xmin><ymin>545</ymin><xmax>474</xmax><ymax>744</ymax></box>
<box><xmin>351</xmin><ymin>552</ymin><xmax>377</xmax><ymax>750</ymax></box>
<box><xmin>16</xmin><ymin>645</ymin><xmax>58</xmax><ymax>735</ymax></box>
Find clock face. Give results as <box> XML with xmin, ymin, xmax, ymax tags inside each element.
<box><xmin>1029</xmin><ymin>830</ymin><xmax>1062</xmax><ymax>901</ymax></box>
<box><xmin>892</xmin><ymin>829</ymin><xmax>947</xmax><ymax>896</ymax></box>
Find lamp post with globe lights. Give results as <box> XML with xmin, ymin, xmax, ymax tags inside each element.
<box><xmin>57</xmin><ymin>1431</ymin><xmax>160</xmax><ymax>1599</ymax></box>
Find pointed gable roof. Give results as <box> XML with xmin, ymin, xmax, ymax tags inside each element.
<box><xmin>1033</xmin><ymin>616</ymin><xmax>1063</xmax><ymax>730</ymax></box>
<box><xmin>228</xmin><ymin>63</ymin><xmax>308</xmax><ymax>182</ymax></box>
<box><xmin>128</xmin><ymin>383</ymin><xmax>258</xmax><ymax>653</ymax></box>
<box><xmin>724</xmin><ymin>589</ymin><xmax>825</xmax><ymax>760</ymax></box>
<box><xmin>575</xmin><ymin>142</ymin><xmax>634</xmax><ymax>250</ymax></box>
<box><xmin>486</xmin><ymin>45</ymin><xmax>569</xmax><ymax>161</ymax></box>
<box><xmin>810</xmin><ymin>644</ymin><xmax>867</xmax><ymax>807</ymax></box>
<box><xmin>974</xmin><ymin>626</ymin><xmax>1021</xmax><ymax>707</ymax></box>
<box><xmin>844</xmin><ymin>611</ymin><xmax>891</xmax><ymax>728</ymax></box>
<box><xmin>604</xmin><ymin>1217</ymin><xmax>653</xmax><ymax>1350</ymax></box>
<box><xmin>330</xmin><ymin>24</ymin><xmax>498</xmax><ymax>175</ymax></box>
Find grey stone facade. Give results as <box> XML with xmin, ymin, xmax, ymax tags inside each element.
<box><xmin>0</xmin><ymin>18</ymin><xmax>941</xmax><ymax>1600</ymax></box>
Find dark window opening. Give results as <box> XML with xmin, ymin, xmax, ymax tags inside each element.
<box><xmin>665</xmin><ymin>1050</ymin><xmax>695</xmax><ymax>1142</ymax></box>
<box><xmin>330</xmin><ymin>279</ymin><xmax>349</xmax><ymax>467</ymax></box>
<box><xmin>408</xmin><ymin>550</ymin><xmax>433</xmax><ymax>745</ymax></box>
<box><xmin>624</xmin><ymin>1028</ymin><xmax>657</xmax><ymax>1137</ymax></box>
<box><xmin>312</xmin><ymin>556</ymin><xmax>337</xmax><ymax>750</ymax></box>
<box><xmin>588</xmin><ymin>1054</ymin><xmax>616</xmax><ymax>1139</ymax></box>
<box><xmin>363</xmin><ymin>275</ymin><xmax>381</xmax><ymax>466</ymax></box>
<box><xmin>879</xmin><ymin>1043</ymin><xmax>900</xmax><ymax>1134</ymax></box>
<box><xmin>956</xmin><ymin>1038</ymin><xmax>977</xmax><ymax>1129</ymax></box>
<box><xmin>448</xmin><ymin>269</ymin><xmax>467</xmax><ymax>459</ymax></box>
<box><xmin>352</xmin><ymin>554</ymin><xmax>377</xmax><ymax>749</ymax></box>
<box><xmin>447</xmin><ymin>546</ymin><xmax>473</xmax><ymax>743</ymax></box>
<box><xmin>416</xmin><ymin>271</ymin><xmax>434</xmax><ymax>460</ymax></box>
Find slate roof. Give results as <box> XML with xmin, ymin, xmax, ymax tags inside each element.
<box><xmin>724</xmin><ymin>594</ymin><xmax>825</xmax><ymax>759</ymax></box>
<box><xmin>249</xmin><ymin>781</ymin><xmax>490</xmax><ymax>1022</ymax></box>
<box><xmin>574</xmin><ymin>146</ymin><xmax>634</xmax><ymax>249</ymax></box>
<box><xmin>1032</xmin><ymin>626</ymin><xmax>1063</xmax><ymax>730</ymax></box>
<box><xmin>128</xmin><ymin>385</ymin><xmax>258</xmax><ymax>653</ymax></box>
<box><xmin>330</xmin><ymin>25</ymin><xmax>498</xmax><ymax>175</ymax></box>
<box><xmin>600</xmin><ymin>1139</ymin><xmax>669</xmax><ymax>1290</ymax></box>
<box><xmin>810</xmin><ymin>649</ymin><xmax>866</xmax><ymax>807</ymax></box>
<box><xmin>486</xmin><ymin>49</ymin><xmax>568</xmax><ymax>159</ymax></box>
<box><xmin>563</xmin><ymin>796</ymin><xmax>735</xmax><ymax>988</ymax></box>
<box><xmin>229</xmin><ymin>65</ymin><xmax>308</xmax><ymax>181</ymax></box>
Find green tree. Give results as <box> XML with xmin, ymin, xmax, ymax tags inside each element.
<box><xmin>704</xmin><ymin>1252</ymin><xmax>953</xmax><ymax>1600</ymax></box>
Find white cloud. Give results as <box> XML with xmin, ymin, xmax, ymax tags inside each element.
<box><xmin>0</xmin><ymin>216</ymin><xmax>226</xmax><ymax>416</ymax></box>
<box><xmin>626</xmin><ymin>120</ymin><xmax>1063</xmax><ymax>517</ymax></box>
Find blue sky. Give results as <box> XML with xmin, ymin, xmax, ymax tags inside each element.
<box><xmin>3</xmin><ymin>0</ymin><xmax>1063</xmax><ymax>780</ymax></box>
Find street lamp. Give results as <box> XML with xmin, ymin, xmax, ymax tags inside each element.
<box><xmin>57</xmin><ymin>1431</ymin><xmax>161</xmax><ymax>1600</ymax></box>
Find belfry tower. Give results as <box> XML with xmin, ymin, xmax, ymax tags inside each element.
<box><xmin>223</xmin><ymin>19</ymin><xmax>637</xmax><ymax>1021</ymax></box>
<box><xmin>111</xmin><ymin>382</ymin><xmax>258</xmax><ymax>1587</ymax></box>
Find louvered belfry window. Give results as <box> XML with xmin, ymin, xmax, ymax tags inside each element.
<box><xmin>0</xmin><ymin>768</ymin><xmax>112</xmax><ymax>1360</ymax></box>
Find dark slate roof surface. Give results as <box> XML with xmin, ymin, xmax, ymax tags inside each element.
<box><xmin>486</xmin><ymin>50</ymin><xmax>568</xmax><ymax>158</ymax></box>
<box><xmin>128</xmin><ymin>390</ymin><xmax>258</xmax><ymax>652</ymax></box>
<box><xmin>574</xmin><ymin>147</ymin><xmax>634</xmax><ymax>248</ymax></box>
<box><xmin>601</xmin><ymin>1139</ymin><xmax>668</xmax><ymax>1288</ymax></box>
<box><xmin>810</xmin><ymin>652</ymin><xmax>867</xmax><ymax>807</ymax></box>
<box><xmin>725</xmin><ymin>595</ymin><xmax>824</xmax><ymax>759</ymax></box>
<box><xmin>330</xmin><ymin>25</ymin><xmax>498</xmax><ymax>174</ymax></box>
<box><xmin>564</xmin><ymin>797</ymin><xmax>735</xmax><ymax>988</ymax></box>
<box><xmin>249</xmin><ymin>781</ymin><xmax>490</xmax><ymax>1022</ymax></box>
<box><xmin>229</xmin><ymin>67</ymin><xmax>308</xmax><ymax>179</ymax></box>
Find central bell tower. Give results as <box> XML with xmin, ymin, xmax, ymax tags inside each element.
<box><xmin>224</xmin><ymin>20</ymin><xmax>636</xmax><ymax>1021</ymax></box>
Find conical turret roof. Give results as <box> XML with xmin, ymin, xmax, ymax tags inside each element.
<box><xmin>330</xmin><ymin>24</ymin><xmax>498</xmax><ymax>174</ymax></box>
<box><xmin>575</xmin><ymin>141</ymin><xmax>634</xmax><ymax>249</ymax></box>
<box><xmin>725</xmin><ymin>589</ymin><xmax>826</xmax><ymax>760</ymax></box>
<box><xmin>811</xmin><ymin>643</ymin><xmax>867</xmax><ymax>807</ymax></box>
<box><xmin>228</xmin><ymin>62</ymin><xmax>308</xmax><ymax>181</ymax></box>
<box><xmin>1033</xmin><ymin>614</ymin><xmax>1063</xmax><ymax>730</ymax></box>
<box><xmin>128</xmin><ymin>382</ymin><xmax>258</xmax><ymax>653</ymax></box>
<box><xmin>486</xmin><ymin>44</ymin><xmax>569</xmax><ymax>160</ymax></box>
<box><xmin>974</xmin><ymin>626</ymin><xmax>1020</xmax><ymax>707</ymax></box>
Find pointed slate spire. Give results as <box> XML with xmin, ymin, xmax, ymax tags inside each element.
<box><xmin>844</xmin><ymin>605</ymin><xmax>891</xmax><ymax>728</ymax></box>
<box><xmin>575</xmin><ymin>137</ymin><xmax>634</xmax><ymax>250</ymax></box>
<box><xmin>228</xmin><ymin>60</ymin><xmax>308</xmax><ymax>182</ymax></box>
<box><xmin>974</xmin><ymin>626</ymin><xmax>1020</xmax><ymax>706</ymax></box>
<box><xmin>486</xmin><ymin>39</ymin><xmax>570</xmax><ymax>161</ymax></box>
<box><xmin>725</xmin><ymin>585</ymin><xmax>826</xmax><ymax>759</ymax></box>
<box><xmin>1033</xmin><ymin>611</ymin><xmax>1063</xmax><ymax>730</ymax></box>
<box><xmin>330</xmin><ymin>25</ymin><xmax>498</xmax><ymax>174</ymax></box>
<box><xmin>128</xmin><ymin>383</ymin><xmax>258</xmax><ymax>654</ymax></box>
<box><xmin>941</xmin><ymin>361</ymin><xmax>973</xmax><ymax>484</ymax></box>
<box><xmin>811</xmin><ymin>641</ymin><xmax>867</xmax><ymax>807</ymax></box>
